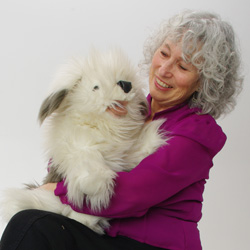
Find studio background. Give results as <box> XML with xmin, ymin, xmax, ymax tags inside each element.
<box><xmin>0</xmin><ymin>1</ymin><xmax>249</xmax><ymax>249</ymax></box>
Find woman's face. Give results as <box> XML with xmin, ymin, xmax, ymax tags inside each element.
<box><xmin>149</xmin><ymin>39</ymin><xmax>200</xmax><ymax>112</ymax></box>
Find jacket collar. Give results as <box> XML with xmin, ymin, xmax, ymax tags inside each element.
<box><xmin>146</xmin><ymin>94</ymin><xmax>191</xmax><ymax>120</ymax></box>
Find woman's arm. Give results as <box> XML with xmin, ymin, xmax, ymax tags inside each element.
<box><xmin>54</xmin><ymin>135</ymin><xmax>212</xmax><ymax>218</ymax></box>
<box><xmin>40</xmin><ymin>183</ymin><xmax>57</xmax><ymax>191</ymax></box>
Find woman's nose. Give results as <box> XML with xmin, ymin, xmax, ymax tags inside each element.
<box><xmin>158</xmin><ymin>61</ymin><xmax>173</xmax><ymax>78</ymax></box>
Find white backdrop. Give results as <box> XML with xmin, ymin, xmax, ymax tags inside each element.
<box><xmin>0</xmin><ymin>1</ymin><xmax>249</xmax><ymax>249</ymax></box>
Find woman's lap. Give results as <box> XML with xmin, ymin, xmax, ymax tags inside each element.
<box><xmin>0</xmin><ymin>210</ymin><xmax>165</xmax><ymax>250</ymax></box>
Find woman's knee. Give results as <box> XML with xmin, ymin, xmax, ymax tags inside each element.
<box><xmin>10</xmin><ymin>209</ymin><xmax>44</xmax><ymax>222</ymax></box>
<box><xmin>0</xmin><ymin>210</ymin><xmax>60</xmax><ymax>250</ymax></box>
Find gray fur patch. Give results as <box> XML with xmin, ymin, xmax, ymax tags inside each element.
<box><xmin>43</xmin><ymin>164</ymin><xmax>64</xmax><ymax>184</ymax></box>
<box><xmin>38</xmin><ymin>89</ymin><xmax>69</xmax><ymax>124</ymax></box>
<box><xmin>139</xmin><ymin>101</ymin><xmax>149</xmax><ymax>116</ymax></box>
<box><xmin>24</xmin><ymin>181</ymin><xmax>41</xmax><ymax>189</ymax></box>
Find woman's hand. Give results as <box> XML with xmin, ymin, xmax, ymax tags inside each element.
<box><xmin>39</xmin><ymin>183</ymin><xmax>57</xmax><ymax>192</ymax></box>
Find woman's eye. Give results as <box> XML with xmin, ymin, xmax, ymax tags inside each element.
<box><xmin>160</xmin><ymin>51</ymin><xmax>168</xmax><ymax>57</ymax></box>
<box><xmin>179</xmin><ymin>65</ymin><xmax>187</xmax><ymax>71</ymax></box>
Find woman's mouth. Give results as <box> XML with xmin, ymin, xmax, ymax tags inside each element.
<box><xmin>155</xmin><ymin>77</ymin><xmax>173</xmax><ymax>91</ymax></box>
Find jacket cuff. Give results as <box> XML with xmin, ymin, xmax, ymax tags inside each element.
<box><xmin>54</xmin><ymin>180</ymin><xmax>67</xmax><ymax>196</ymax></box>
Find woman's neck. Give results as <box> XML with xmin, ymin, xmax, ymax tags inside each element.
<box><xmin>146</xmin><ymin>100</ymin><xmax>169</xmax><ymax>123</ymax></box>
<box><xmin>151</xmin><ymin>99</ymin><xmax>172</xmax><ymax>115</ymax></box>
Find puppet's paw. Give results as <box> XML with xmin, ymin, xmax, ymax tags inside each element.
<box><xmin>67</xmin><ymin>169</ymin><xmax>117</xmax><ymax>210</ymax></box>
<box><xmin>66</xmin><ymin>208</ymin><xmax>109</xmax><ymax>234</ymax></box>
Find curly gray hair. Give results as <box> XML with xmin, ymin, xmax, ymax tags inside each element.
<box><xmin>140</xmin><ymin>10</ymin><xmax>243</xmax><ymax>119</ymax></box>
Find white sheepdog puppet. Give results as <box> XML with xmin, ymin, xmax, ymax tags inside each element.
<box><xmin>1</xmin><ymin>49</ymin><xmax>166</xmax><ymax>234</ymax></box>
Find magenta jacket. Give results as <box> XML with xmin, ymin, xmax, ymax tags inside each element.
<box><xmin>55</xmin><ymin>95</ymin><xmax>226</xmax><ymax>250</ymax></box>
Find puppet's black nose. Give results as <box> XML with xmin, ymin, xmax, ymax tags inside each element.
<box><xmin>117</xmin><ymin>81</ymin><xmax>132</xmax><ymax>93</ymax></box>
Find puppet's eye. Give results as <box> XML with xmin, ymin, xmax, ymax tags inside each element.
<box><xmin>93</xmin><ymin>85</ymin><xmax>99</xmax><ymax>91</ymax></box>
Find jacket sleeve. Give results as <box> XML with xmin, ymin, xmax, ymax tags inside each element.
<box><xmin>54</xmin><ymin>134</ymin><xmax>212</xmax><ymax>218</ymax></box>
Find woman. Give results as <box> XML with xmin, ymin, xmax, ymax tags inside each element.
<box><xmin>0</xmin><ymin>10</ymin><xmax>243</xmax><ymax>250</ymax></box>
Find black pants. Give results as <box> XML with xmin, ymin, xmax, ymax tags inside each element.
<box><xmin>0</xmin><ymin>210</ymin><xmax>166</xmax><ymax>250</ymax></box>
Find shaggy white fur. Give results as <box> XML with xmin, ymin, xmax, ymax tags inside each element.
<box><xmin>1</xmin><ymin>49</ymin><xmax>167</xmax><ymax>234</ymax></box>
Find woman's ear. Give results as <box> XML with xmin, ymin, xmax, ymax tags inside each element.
<box><xmin>194</xmin><ymin>79</ymin><xmax>201</xmax><ymax>92</ymax></box>
<box><xmin>38</xmin><ymin>89</ymin><xmax>69</xmax><ymax>124</ymax></box>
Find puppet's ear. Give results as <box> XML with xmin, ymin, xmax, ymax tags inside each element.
<box><xmin>38</xmin><ymin>89</ymin><xmax>69</xmax><ymax>124</ymax></box>
<box><xmin>38</xmin><ymin>58</ymin><xmax>85</xmax><ymax>124</ymax></box>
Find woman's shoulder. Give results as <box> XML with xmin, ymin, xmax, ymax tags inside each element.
<box><xmin>159</xmin><ymin>103</ymin><xmax>220</xmax><ymax>130</ymax></box>
<box><xmin>173</xmin><ymin>107</ymin><xmax>221</xmax><ymax>132</ymax></box>
<box><xmin>163</xmin><ymin>105</ymin><xmax>227</xmax><ymax>157</ymax></box>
